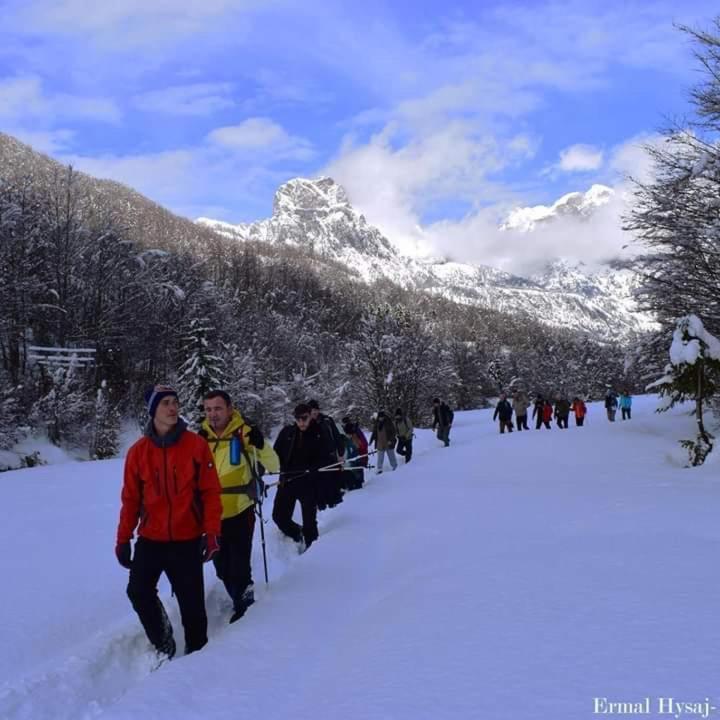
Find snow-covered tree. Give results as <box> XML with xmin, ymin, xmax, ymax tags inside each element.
<box><xmin>30</xmin><ymin>360</ymin><xmax>92</xmax><ymax>448</ymax></box>
<box><xmin>626</xmin><ymin>22</ymin><xmax>720</xmax><ymax>338</ymax></box>
<box><xmin>91</xmin><ymin>380</ymin><xmax>120</xmax><ymax>460</ymax></box>
<box><xmin>176</xmin><ymin>317</ymin><xmax>227</xmax><ymax>424</ymax></box>
<box><xmin>649</xmin><ymin>315</ymin><xmax>720</xmax><ymax>465</ymax></box>
<box><xmin>0</xmin><ymin>371</ymin><xmax>22</xmax><ymax>451</ymax></box>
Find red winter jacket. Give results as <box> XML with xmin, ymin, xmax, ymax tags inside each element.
<box><xmin>542</xmin><ymin>404</ymin><xmax>553</xmax><ymax>422</ymax></box>
<box><xmin>571</xmin><ymin>400</ymin><xmax>587</xmax><ymax>418</ymax></box>
<box><xmin>117</xmin><ymin>421</ymin><xmax>222</xmax><ymax>544</ymax></box>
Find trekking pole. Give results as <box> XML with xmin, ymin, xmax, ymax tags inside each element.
<box><xmin>264</xmin><ymin>451</ymin><xmax>380</xmax><ymax>487</ymax></box>
<box><xmin>239</xmin><ymin>442</ymin><xmax>270</xmax><ymax>585</ymax></box>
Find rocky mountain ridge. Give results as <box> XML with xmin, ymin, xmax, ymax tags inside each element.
<box><xmin>198</xmin><ymin>177</ymin><xmax>650</xmax><ymax>338</ymax></box>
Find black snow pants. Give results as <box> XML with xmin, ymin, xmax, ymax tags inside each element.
<box><xmin>396</xmin><ymin>436</ymin><xmax>413</xmax><ymax>462</ymax></box>
<box><xmin>213</xmin><ymin>506</ymin><xmax>255</xmax><ymax>612</ymax></box>
<box><xmin>436</xmin><ymin>425</ymin><xmax>451</xmax><ymax>446</ymax></box>
<box><xmin>127</xmin><ymin>536</ymin><xmax>207</xmax><ymax>655</ymax></box>
<box><xmin>272</xmin><ymin>476</ymin><xmax>319</xmax><ymax>547</ymax></box>
<box><xmin>516</xmin><ymin>414</ymin><xmax>529</xmax><ymax>431</ymax></box>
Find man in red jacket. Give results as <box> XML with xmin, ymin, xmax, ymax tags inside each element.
<box><xmin>116</xmin><ymin>385</ymin><xmax>222</xmax><ymax>659</ymax></box>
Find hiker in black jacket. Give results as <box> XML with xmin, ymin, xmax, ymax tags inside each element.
<box><xmin>308</xmin><ymin>399</ymin><xmax>345</xmax><ymax>510</ymax></box>
<box><xmin>532</xmin><ymin>394</ymin><xmax>545</xmax><ymax>430</ymax></box>
<box><xmin>493</xmin><ymin>392</ymin><xmax>514</xmax><ymax>434</ymax></box>
<box><xmin>432</xmin><ymin>398</ymin><xmax>454</xmax><ymax>447</ymax></box>
<box><xmin>272</xmin><ymin>404</ymin><xmax>323</xmax><ymax>551</ymax></box>
<box><xmin>554</xmin><ymin>396</ymin><xmax>571</xmax><ymax>429</ymax></box>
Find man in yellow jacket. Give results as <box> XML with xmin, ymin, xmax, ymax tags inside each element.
<box><xmin>201</xmin><ymin>390</ymin><xmax>280</xmax><ymax>623</ymax></box>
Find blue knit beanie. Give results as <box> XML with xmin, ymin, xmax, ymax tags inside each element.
<box><xmin>144</xmin><ymin>385</ymin><xmax>178</xmax><ymax>418</ymax></box>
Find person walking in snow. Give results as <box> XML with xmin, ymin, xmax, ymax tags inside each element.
<box><xmin>272</xmin><ymin>404</ymin><xmax>323</xmax><ymax>551</ymax></box>
<box><xmin>493</xmin><ymin>392</ymin><xmax>514</xmax><ymax>434</ymax></box>
<box><xmin>619</xmin><ymin>391</ymin><xmax>633</xmax><ymax>420</ymax></box>
<box><xmin>542</xmin><ymin>398</ymin><xmax>553</xmax><ymax>429</ymax></box>
<box><xmin>116</xmin><ymin>385</ymin><xmax>223</xmax><ymax>659</ymax></box>
<box><xmin>512</xmin><ymin>390</ymin><xmax>530</xmax><ymax>431</ymax></box>
<box><xmin>432</xmin><ymin>398</ymin><xmax>454</xmax><ymax>447</ymax></box>
<box><xmin>604</xmin><ymin>388</ymin><xmax>618</xmax><ymax>422</ymax></box>
<box><xmin>341</xmin><ymin>416</ymin><xmax>368</xmax><ymax>490</ymax></box>
<box><xmin>308</xmin><ymin>399</ymin><xmax>345</xmax><ymax>510</ymax></box>
<box><xmin>554</xmin><ymin>395</ymin><xmax>571</xmax><ymax>429</ymax></box>
<box><xmin>199</xmin><ymin>390</ymin><xmax>279</xmax><ymax>624</ymax></box>
<box><xmin>370</xmin><ymin>410</ymin><xmax>398</xmax><ymax>474</ymax></box>
<box><xmin>394</xmin><ymin>408</ymin><xmax>414</xmax><ymax>463</ymax></box>
<box><xmin>532</xmin><ymin>394</ymin><xmax>545</xmax><ymax>430</ymax></box>
<box><xmin>570</xmin><ymin>396</ymin><xmax>587</xmax><ymax>427</ymax></box>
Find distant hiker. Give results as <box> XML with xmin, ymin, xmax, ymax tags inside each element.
<box><xmin>619</xmin><ymin>391</ymin><xmax>633</xmax><ymax>420</ymax></box>
<box><xmin>200</xmin><ymin>390</ymin><xmax>279</xmax><ymax>624</ymax></box>
<box><xmin>394</xmin><ymin>408</ymin><xmax>414</xmax><ymax>463</ymax></box>
<box><xmin>272</xmin><ymin>404</ymin><xmax>322</xmax><ymax>551</ymax></box>
<box><xmin>604</xmin><ymin>389</ymin><xmax>618</xmax><ymax>422</ymax></box>
<box><xmin>341</xmin><ymin>415</ymin><xmax>368</xmax><ymax>490</ymax></box>
<box><xmin>370</xmin><ymin>410</ymin><xmax>398</xmax><ymax>474</ymax></box>
<box><xmin>570</xmin><ymin>397</ymin><xmax>587</xmax><ymax>427</ymax></box>
<box><xmin>493</xmin><ymin>392</ymin><xmax>514</xmax><ymax>434</ymax></box>
<box><xmin>432</xmin><ymin>398</ymin><xmax>454</xmax><ymax>447</ymax></box>
<box><xmin>116</xmin><ymin>385</ymin><xmax>222</xmax><ymax>660</ymax></box>
<box><xmin>308</xmin><ymin>399</ymin><xmax>345</xmax><ymax>510</ymax></box>
<box><xmin>512</xmin><ymin>390</ymin><xmax>530</xmax><ymax>431</ymax></box>
<box><xmin>542</xmin><ymin>399</ymin><xmax>553</xmax><ymax>429</ymax></box>
<box><xmin>532</xmin><ymin>394</ymin><xmax>545</xmax><ymax>430</ymax></box>
<box><xmin>554</xmin><ymin>395</ymin><xmax>571</xmax><ymax>429</ymax></box>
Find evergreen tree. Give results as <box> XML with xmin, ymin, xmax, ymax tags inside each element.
<box><xmin>91</xmin><ymin>380</ymin><xmax>120</xmax><ymax>460</ymax></box>
<box><xmin>176</xmin><ymin>317</ymin><xmax>227</xmax><ymax>424</ymax></box>
<box><xmin>649</xmin><ymin>315</ymin><xmax>720</xmax><ymax>466</ymax></box>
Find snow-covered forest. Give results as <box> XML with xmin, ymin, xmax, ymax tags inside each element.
<box><xmin>0</xmin><ymin>142</ymin><xmax>642</xmax><ymax>469</ymax></box>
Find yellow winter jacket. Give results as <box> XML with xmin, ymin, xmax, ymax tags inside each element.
<box><xmin>200</xmin><ymin>410</ymin><xmax>280</xmax><ymax>520</ymax></box>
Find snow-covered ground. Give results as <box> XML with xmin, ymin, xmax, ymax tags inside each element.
<box><xmin>1</xmin><ymin>396</ymin><xmax>718</xmax><ymax>720</ymax></box>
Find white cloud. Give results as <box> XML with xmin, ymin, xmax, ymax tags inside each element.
<box><xmin>8</xmin><ymin>128</ymin><xmax>76</xmax><ymax>154</ymax></box>
<box><xmin>0</xmin><ymin>75</ymin><xmax>120</xmax><ymax>123</ymax></box>
<box><xmin>133</xmin><ymin>83</ymin><xmax>235</xmax><ymax>116</ymax></box>
<box><xmin>558</xmin><ymin>144</ymin><xmax>604</xmax><ymax>172</ymax></box>
<box><xmin>206</xmin><ymin>118</ymin><xmax>314</xmax><ymax>160</ymax></box>
<box><xmin>11</xmin><ymin>0</ymin><xmax>264</xmax><ymax>49</ymax></box>
<box><xmin>326</xmin><ymin>125</ymin><xmax>662</xmax><ymax>273</ymax></box>
<box><xmin>326</xmin><ymin>121</ymin><xmax>530</xmax><ymax>257</ymax></box>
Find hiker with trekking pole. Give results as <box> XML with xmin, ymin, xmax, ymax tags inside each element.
<box><xmin>271</xmin><ymin>403</ymin><xmax>324</xmax><ymax>553</ymax></box>
<box><xmin>200</xmin><ymin>390</ymin><xmax>279</xmax><ymax>624</ymax></box>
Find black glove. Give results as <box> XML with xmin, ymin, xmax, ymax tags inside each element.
<box><xmin>247</xmin><ymin>426</ymin><xmax>264</xmax><ymax>449</ymax></box>
<box><xmin>115</xmin><ymin>542</ymin><xmax>132</xmax><ymax>569</ymax></box>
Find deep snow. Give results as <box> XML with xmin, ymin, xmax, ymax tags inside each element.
<box><xmin>1</xmin><ymin>397</ymin><xmax>718</xmax><ymax>720</ymax></box>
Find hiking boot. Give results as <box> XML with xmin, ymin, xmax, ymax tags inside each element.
<box><xmin>230</xmin><ymin>586</ymin><xmax>255</xmax><ymax>624</ymax></box>
<box><xmin>155</xmin><ymin>633</ymin><xmax>176</xmax><ymax>660</ymax></box>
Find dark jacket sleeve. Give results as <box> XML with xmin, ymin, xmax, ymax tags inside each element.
<box><xmin>273</xmin><ymin>427</ymin><xmax>290</xmax><ymax>470</ymax></box>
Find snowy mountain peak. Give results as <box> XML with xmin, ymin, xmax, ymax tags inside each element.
<box><xmin>197</xmin><ymin>179</ymin><xmax>651</xmax><ymax>337</ymax></box>
<box><xmin>272</xmin><ymin>176</ymin><xmax>350</xmax><ymax>216</ymax></box>
<box><xmin>501</xmin><ymin>184</ymin><xmax>614</xmax><ymax>232</ymax></box>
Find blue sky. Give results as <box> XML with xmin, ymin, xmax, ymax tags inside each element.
<box><xmin>0</xmin><ymin>0</ymin><xmax>717</xmax><ymax>266</ymax></box>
